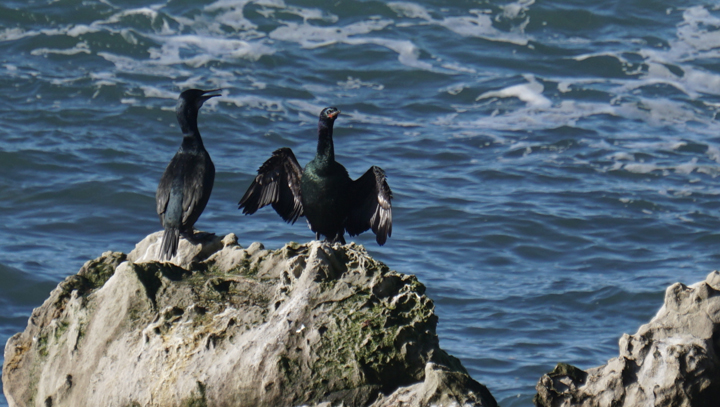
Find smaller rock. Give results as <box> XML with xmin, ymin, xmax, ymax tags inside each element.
<box><xmin>534</xmin><ymin>272</ymin><xmax>720</xmax><ymax>407</ymax></box>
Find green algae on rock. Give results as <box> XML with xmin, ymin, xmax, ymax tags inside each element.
<box><xmin>2</xmin><ymin>231</ymin><xmax>497</xmax><ymax>407</ymax></box>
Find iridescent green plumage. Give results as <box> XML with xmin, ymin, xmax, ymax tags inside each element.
<box><xmin>239</xmin><ymin>107</ymin><xmax>393</xmax><ymax>245</ymax></box>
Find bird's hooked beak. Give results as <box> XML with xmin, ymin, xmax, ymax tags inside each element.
<box><xmin>328</xmin><ymin>109</ymin><xmax>341</xmax><ymax>119</ymax></box>
<box><xmin>201</xmin><ymin>88</ymin><xmax>223</xmax><ymax>101</ymax></box>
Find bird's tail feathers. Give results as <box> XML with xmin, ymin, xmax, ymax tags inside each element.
<box><xmin>160</xmin><ymin>227</ymin><xmax>180</xmax><ymax>261</ymax></box>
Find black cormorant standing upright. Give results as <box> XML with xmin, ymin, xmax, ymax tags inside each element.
<box><xmin>239</xmin><ymin>107</ymin><xmax>392</xmax><ymax>245</ymax></box>
<box><xmin>156</xmin><ymin>88</ymin><xmax>220</xmax><ymax>260</ymax></box>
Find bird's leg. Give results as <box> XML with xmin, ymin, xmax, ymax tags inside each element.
<box><xmin>183</xmin><ymin>229</ymin><xmax>216</xmax><ymax>243</ymax></box>
<box><xmin>316</xmin><ymin>232</ymin><xmax>321</xmax><ymax>241</ymax></box>
<box><xmin>328</xmin><ymin>233</ymin><xmax>346</xmax><ymax>246</ymax></box>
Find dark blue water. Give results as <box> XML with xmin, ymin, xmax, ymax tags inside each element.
<box><xmin>2</xmin><ymin>0</ymin><xmax>720</xmax><ymax>405</ymax></box>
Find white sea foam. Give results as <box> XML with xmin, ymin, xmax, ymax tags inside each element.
<box><xmin>97</xmin><ymin>52</ymin><xmax>189</xmax><ymax>77</ymax></box>
<box><xmin>623</xmin><ymin>141</ymin><xmax>687</xmax><ymax>152</ymax></box>
<box><xmin>448</xmin><ymin>100</ymin><xmax>618</xmax><ymax>132</ymax></box>
<box><xmin>621</xmin><ymin>163</ymin><xmax>661</xmax><ymax>174</ymax></box>
<box><xmin>30</xmin><ymin>42</ymin><xmax>91</xmax><ymax>56</ymax></box>
<box><xmin>269</xmin><ymin>19</ymin><xmax>392</xmax><ymax>48</ymax></box>
<box><xmin>255</xmin><ymin>0</ymin><xmax>287</xmax><ymax>7</ymax></box>
<box><xmin>65</xmin><ymin>25</ymin><xmax>101</xmax><ymax>37</ymax></box>
<box><xmin>147</xmin><ymin>34</ymin><xmax>274</xmax><ymax>66</ymax></box>
<box><xmin>623</xmin><ymin>6</ymin><xmax>720</xmax><ymax>99</ymax></box>
<box><xmin>618</xmin><ymin>98</ymin><xmax>699</xmax><ymax>127</ymax></box>
<box><xmin>7</xmin><ymin>2</ymin><xmax>273</xmax><ymax>79</ymax></box>
<box><xmin>284</xmin><ymin>100</ymin><xmax>419</xmax><ymax>128</ymax></box>
<box><xmin>34</xmin><ymin>7</ymin><xmax>163</xmax><ymax>41</ymax></box>
<box><xmin>706</xmin><ymin>145</ymin><xmax>720</xmax><ymax>164</ymax></box>
<box><xmin>674</xmin><ymin>6</ymin><xmax>720</xmax><ymax>59</ymax></box>
<box><xmin>573</xmin><ymin>52</ymin><xmax>628</xmax><ymax>63</ymax></box>
<box><xmin>345</xmin><ymin>37</ymin><xmax>433</xmax><ymax>70</ymax></box>
<box><xmin>269</xmin><ymin>19</ymin><xmax>435</xmax><ymax>70</ymax></box>
<box><xmin>501</xmin><ymin>0</ymin><xmax>535</xmax><ymax>20</ymax></box>
<box><xmin>285</xmin><ymin>100</ymin><xmax>326</xmax><ymax>122</ymax></box>
<box><xmin>442</xmin><ymin>83</ymin><xmax>467</xmax><ymax>95</ymax></box>
<box><xmin>341</xmin><ymin>110</ymin><xmax>421</xmax><ymax>128</ymax></box>
<box><xmin>104</xmin><ymin>7</ymin><xmax>161</xmax><ymax>23</ymax></box>
<box><xmin>140</xmin><ymin>86</ymin><xmax>179</xmax><ymax>100</ymax></box>
<box><xmin>337</xmin><ymin>77</ymin><xmax>384</xmax><ymax>90</ymax></box>
<box><xmin>440</xmin><ymin>62</ymin><xmax>477</xmax><ymax>74</ymax></box>
<box><xmin>607</xmin><ymin>152</ymin><xmax>635</xmax><ymax>162</ymax></box>
<box><xmin>604</xmin><ymin>150</ymin><xmax>720</xmax><ymax>177</ymax></box>
<box><xmin>476</xmin><ymin>75</ymin><xmax>551</xmax><ymax>109</ymax></box>
<box><xmin>205</xmin><ymin>0</ymin><xmax>254</xmax><ymax>10</ymax></box>
<box><xmin>205</xmin><ymin>0</ymin><xmax>259</xmax><ymax>31</ymax></box>
<box><xmin>388</xmin><ymin>2</ymin><xmax>530</xmax><ymax>45</ymax></box>
<box><xmin>90</xmin><ymin>72</ymin><xmax>117</xmax><ymax>87</ymax></box>
<box><xmin>281</xmin><ymin>5</ymin><xmax>337</xmax><ymax>23</ymax></box>
<box><xmin>224</xmin><ymin>94</ymin><xmax>285</xmax><ymax>112</ymax></box>
<box><xmin>487</xmin><ymin>5</ymin><xmax>720</xmax><ymax>139</ymax></box>
<box><xmin>0</xmin><ymin>28</ymin><xmax>30</xmax><ymax>42</ymax></box>
<box><xmin>556</xmin><ymin>78</ymin><xmax>609</xmax><ymax>93</ymax></box>
<box><xmin>387</xmin><ymin>2</ymin><xmax>433</xmax><ymax>20</ymax></box>
<box><xmin>682</xmin><ymin>68</ymin><xmax>720</xmax><ymax>96</ymax></box>
<box><xmin>674</xmin><ymin>158</ymin><xmax>699</xmax><ymax>175</ymax></box>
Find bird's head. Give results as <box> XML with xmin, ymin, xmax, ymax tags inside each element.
<box><xmin>319</xmin><ymin>106</ymin><xmax>341</xmax><ymax>123</ymax></box>
<box><xmin>176</xmin><ymin>88</ymin><xmax>222</xmax><ymax>133</ymax></box>
<box><xmin>177</xmin><ymin>88</ymin><xmax>222</xmax><ymax>113</ymax></box>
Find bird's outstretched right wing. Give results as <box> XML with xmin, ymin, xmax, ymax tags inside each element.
<box><xmin>238</xmin><ymin>147</ymin><xmax>303</xmax><ymax>223</ymax></box>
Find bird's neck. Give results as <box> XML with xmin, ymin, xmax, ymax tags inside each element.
<box><xmin>178</xmin><ymin>111</ymin><xmax>203</xmax><ymax>150</ymax></box>
<box><xmin>181</xmin><ymin>132</ymin><xmax>204</xmax><ymax>151</ymax></box>
<box><xmin>316</xmin><ymin>121</ymin><xmax>334</xmax><ymax>162</ymax></box>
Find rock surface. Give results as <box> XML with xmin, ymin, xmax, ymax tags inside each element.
<box><xmin>3</xmin><ymin>232</ymin><xmax>496</xmax><ymax>407</ymax></box>
<box><xmin>534</xmin><ymin>271</ymin><xmax>720</xmax><ymax>407</ymax></box>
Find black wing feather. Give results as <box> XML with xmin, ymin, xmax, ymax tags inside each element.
<box><xmin>181</xmin><ymin>154</ymin><xmax>214</xmax><ymax>230</ymax></box>
<box><xmin>156</xmin><ymin>158</ymin><xmax>178</xmax><ymax>221</ymax></box>
<box><xmin>238</xmin><ymin>147</ymin><xmax>303</xmax><ymax>224</ymax></box>
<box><xmin>346</xmin><ymin>166</ymin><xmax>393</xmax><ymax>245</ymax></box>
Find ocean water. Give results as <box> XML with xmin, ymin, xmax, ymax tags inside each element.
<box><xmin>2</xmin><ymin>0</ymin><xmax>720</xmax><ymax>405</ymax></box>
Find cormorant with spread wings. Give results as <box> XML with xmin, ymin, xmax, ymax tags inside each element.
<box><xmin>239</xmin><ymin>107</ymin><xmax>393</xmax><ymax>245</ymax></box>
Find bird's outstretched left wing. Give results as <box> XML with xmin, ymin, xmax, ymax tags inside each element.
<box><xmin>238</xmin><ymin>147</ymin><xmax>303</xmax><ymax>223</ymax></box>
<box><xmin>346</xmin><ymin>166</ymin><xmax>393</xmax><ymax>245</ymax></box>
